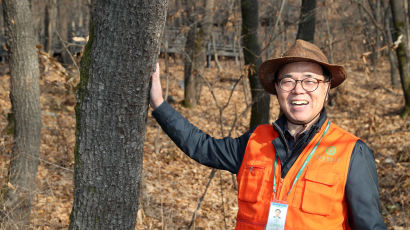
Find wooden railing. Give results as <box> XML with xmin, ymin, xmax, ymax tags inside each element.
<box><xmin>161</xmin><ymin>26</ymin><xmax>241</xmax><ymax>58</ymax></box>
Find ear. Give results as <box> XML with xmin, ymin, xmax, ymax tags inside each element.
<box><xmin>274</xmin><ymin>82</ymin><xmax>280</xmax><ymax>96</ymax></box>
<box><xmin>325</xmin><ymin>86</ymin><xmax>330</xmax><ymax>101</ymax></box>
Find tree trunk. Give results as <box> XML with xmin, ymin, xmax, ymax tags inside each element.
<box><xmin>203</xmin><ymin>0</ymin><xmax>215</xmax><ymax>68</ymax></box>
<box><xmin>28</xmin><ymin>0</ymin><xmax>42</xmax><ymax>46</ymax></box>
<box><xmin>75</xmin><ymin>0</ymin><xmax>82</xmax><ymax>32</ymax></box>
<box><xmin>68</xmin><ymin>1</ymin><xmax>168</xmax><ymax>229</ymax></box>
<box><xmin>390</xmin><ymin>0</ymin><xmax>410</xmax><ymax>117</ymax></box>
<box><xmin>57</xmin><ymin>0</ymin><xmax>73</xmax><ymax>66</ymax></box>
<box><xmin>241</xmin><ymin>0</ymin><xmax>270</xmax><ymax>127</ymax></box>
<box><xmin>44</xmin><ymin>0</ymin><xmax>57</xmax><ymax>55</ymax></box>
<box><xmin>384</xmin><ymin>2</ymin><xmax>400</xmax><ymax>88</ymax></box>
<box><xmin>1</xmin><ymin>0</ymin><xmax>42</xmax><ymax>229</ymax></box>
<box><xmin>183</xmin><ymin>19</ymin><xmax>202</xmax><ymax>107</ymax></box>
<box><xmin>183</xmin><ymin>1</ymin><xmax>213</xmax><ymax>108</ymax></box>
<box><xmin>296</xmin><ymin>0</ymin><xmax>317</xmax><ymax>43</ymax></box>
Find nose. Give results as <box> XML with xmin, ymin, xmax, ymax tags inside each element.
<box><xmin>293</xmin><ymin>80</ymin><xmax>305</xmax><ymax>93</ymax></box>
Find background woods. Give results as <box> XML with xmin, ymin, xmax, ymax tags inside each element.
<box><xmin>0</xmin><ymin>0</ymin><xmax>408</xmax><ymax>229</ymax></box>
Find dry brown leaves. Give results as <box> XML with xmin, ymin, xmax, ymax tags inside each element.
<box><xmin>0</xmin><ymin>55</ymin><xmax>408</xmax><ymax>229</ymax></box>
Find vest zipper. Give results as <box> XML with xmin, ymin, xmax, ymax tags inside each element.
<box><xmin>273</xmin><ymin>122</ymin><xmax>290</xmax><ymax>154</ymax></box>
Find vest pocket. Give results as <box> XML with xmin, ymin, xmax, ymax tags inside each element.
<box><xmin>238</xmin><ymin>165</ymin><xmax>266</xmax><ymax>203</ymax></box>
<box><xmin>301</xmin><ymin>171</ymin><xmax>338</xmax><ymax>216</ymax></box>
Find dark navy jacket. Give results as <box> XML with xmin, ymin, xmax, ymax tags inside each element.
<box><xmin>153</xmin><ymin>101</ymin><xmax>387</xmax><ymax>230</ymax></box>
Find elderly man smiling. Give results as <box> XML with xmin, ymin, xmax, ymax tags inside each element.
<box><xmin>149</xmin><ymin>40</ymin><xmax>386</xmax><ymax>230</ymax></box>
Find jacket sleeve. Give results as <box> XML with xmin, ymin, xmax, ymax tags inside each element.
<box><xmin>345</xmin><ymin>140</ymin><xmax>387</xmax><ymax>230</ymax></box>
<box><xmin>152</xmin><ymin>101</ymin><xmax>252</xmax><ymax>174</ymax></box>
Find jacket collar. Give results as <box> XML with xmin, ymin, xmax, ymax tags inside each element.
<box><xmin>273</xmin><ymin>109</ymin><xmax>328</xmax><ymax>137</ymax></box>
<box><xmin>271</xmin><ymin>109</ymin><xmax>328</xmax><ymax>178</ymax></box>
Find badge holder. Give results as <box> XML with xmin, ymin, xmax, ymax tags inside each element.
<box><xmin>265</xmin><ymin>200</ymin><xmax>288</xmax><ymax>230</ymax></box>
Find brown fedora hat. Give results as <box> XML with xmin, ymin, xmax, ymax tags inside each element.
<box><xmin>259</xmin><ymin>39</ymin><xmax>347</xmax><ymax>94</ymax></box>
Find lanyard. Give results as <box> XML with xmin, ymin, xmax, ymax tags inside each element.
<box><xmin>273</xmin><ymin>120</ymin><xmax>331</xmax><ymax>196</ymax></box>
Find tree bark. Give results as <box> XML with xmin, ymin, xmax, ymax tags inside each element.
<box><xmin>203</xmin><ymin>0</ymin><xmax>215</xmax><ymax>69</ymax></box>
<box><xmin>383</xmin><ymin>2</ymin><xmax>400</xmax><ymax>88</ymax></box>
<box><xmin>57</xmin><ymin>0</ymin><xmax>73</xmax><ymax>66</ymax></box>
<box><xmin>390</xmin><ymin>0</ymin><xmax>410</xmax><ymax>117</ymax></box>
<box><xmin>1</xmin><ymin>0</ymin><xmax>42</xmax><ymax>228</ymax></box>
<box><xmin>44</xmin><ymin>0</ymin><xmax>57</xmax><ymax>55</ymax></box>
<box><xmin>68</xmin><ymin>1</ymin><xmax>168</xmax><ymax>229</ymax></box>
<box><xmin>183</xmin><ymin>16</ymin><xmax>202</xmax><ymax>107</ymax></box>
<box><xmin>183</xmin><ymin>1</ymin><xmax>213</xmax><ymax>108</ymax></box>
<box><xmin>241</xmin><ymin>0</ymin><xmax>270</xmax><ymax>127</ymax></box>
<box><xmin>296</xmin><ymin>0</ymin><xmax>317</xmax><ymax>43</ymax></box>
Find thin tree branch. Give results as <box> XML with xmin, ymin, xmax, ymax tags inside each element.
<box><xmin>353</xmin><ymin>0</ymin><xmax>384</xmax><ymax>31</ymax></box>
<box><xmin>187</xmin><ymin>169</ymin><xmax>216</xmax><ymax>230</ymax></box>
<box><xmin>55</xmin><ymin>31</ymin><xmax>80</xmax><ymax>72</ymax></box>
<box><xmin>219</xmin><ymin>170</ymin><xmax>227</xmax><ymax>229</ymax></box>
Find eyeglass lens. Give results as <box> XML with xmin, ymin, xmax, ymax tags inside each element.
<box><xmin>279</xmin><ymin>78</ymin><xmax>320</xmax><ymax>92</ymax></box>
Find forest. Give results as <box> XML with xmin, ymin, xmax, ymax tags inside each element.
<box><xmin>0</xmin><ymin>0</ymin><xmax>408</xmax><ymax>229</ymax></box>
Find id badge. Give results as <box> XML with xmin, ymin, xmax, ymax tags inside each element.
<box><xmin>265</xmin><ymin>202</ymin><xmax>288</xmax><ymax>230</ymax></box>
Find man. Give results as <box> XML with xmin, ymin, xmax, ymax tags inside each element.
<box><xmin>268</xmin><ymin>209</ymin><xmax>283</xmax><ymax>230</ymax></box>
<box><xmin>149</xmin><ymin>40</ymin><xmax>386</xmax><ymax>229</ymax></box>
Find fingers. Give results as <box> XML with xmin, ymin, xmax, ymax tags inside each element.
<box><xmin>153</xmin><ymin>62</ymin><xmax>160</xmax><ymax>79</ymax></box>
<box><xmin>150</xmin><ymin>62</ymin><xmax>164</xmax><ymax>109</ymax></box>
<box><xmin>152</xmin><ymin>62</ymin><xmax>160</xmax><ymax>86</ymax></box>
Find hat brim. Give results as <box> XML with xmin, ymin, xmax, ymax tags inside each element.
<box><xmin>259</xmin><ymin>56</ymin><xmax>347</xmax><ymax>94</ymax></box>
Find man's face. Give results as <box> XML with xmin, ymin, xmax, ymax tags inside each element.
<box><xmin>275</xmin><ymin>62</ymin><xmax>330</xmax><ymax>125</ymax></box>
<box><xmin>275</xmin><ymin>210</ymin><xmax>281</xmax><ymax>217</ymax></box>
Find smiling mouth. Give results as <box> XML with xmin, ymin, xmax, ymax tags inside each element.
<box><xmin>291</xmin><ymin>100</ymin><xmax>308</xmax><ymax>105</ymax></box>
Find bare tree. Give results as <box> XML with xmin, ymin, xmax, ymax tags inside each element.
<box><xmin>382</xmin><ymin>1</ymin><xmax>400</xmax><ymax>88</ymax></box>
<box><xmin>356</xmin><ymin>0</ymin><xmax>385</xmax><ymax>68</ymax></box>
<box><xmin>241</xmin><ymin>0</ymin><xmax>270</xmax><ymax>127</ymax></box>
<box><xmin>57</xmin><ymin>0</ymin><xmax>73</xmax><ymax>66</ymax></box>
<box><xmin>296</xmin><ymin>0</ymin><xmax>317</xmax><ymax>42</ymax></box>
<box><xmin>369</xmin><ymin>0</ymin><xmax>383</xmax><ymax>65</ymax></box>
<box><xmin>1</xmin><ymin>0</ymin><xmax>42</xmax><ymax>228</ymax></box>
<box><xmin>183</xmin><ymin>0</ymin><xmax>214</xmax><ymax>108</ymax></box>
<box><xmin>44</xmin><ymin>0</ymin><xmax>57</xmax><ymax>55</ymax></box>
<box><xmin>390</xmin><ymin>0</ymin><xmax>410</xmax><ymax>117</ymax></box>
<box><xmin>183</xmin><ymin>1</ymin><xmax>201</xmax><ymax>107</ymax></box>
<box><xmin>68</xmin><ymin>0</ymin><xmax>168</xmax><ymax>229</ymax></box>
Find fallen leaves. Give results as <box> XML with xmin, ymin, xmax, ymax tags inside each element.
<box><xmin>0</xmin><ymin>53</ymin><xmax>408</xmax><ymax>229</ymax></box>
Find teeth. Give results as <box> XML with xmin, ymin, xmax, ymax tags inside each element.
<box><xmin>291</xmin><ymin>100</ymin><xmax>308</xmax><ymax>105</ymax></box>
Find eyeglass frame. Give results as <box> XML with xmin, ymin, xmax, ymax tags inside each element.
<box><xmin>275</xmin><ymin>77</ymin><xmax>330</xmax><ymax>92</ymax></box>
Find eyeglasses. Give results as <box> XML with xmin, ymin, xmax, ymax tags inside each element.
<box><xmin>278</xmin><ymin>77</ymin><xmax>329</xmax><ymax>92</ymax></box>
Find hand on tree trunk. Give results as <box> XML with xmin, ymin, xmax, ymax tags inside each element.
<box><xmin>150</xmin><ymin>62</ymin><xmax>164</xmax><ymax>109</ymax></box>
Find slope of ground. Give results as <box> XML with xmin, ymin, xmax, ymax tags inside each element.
<box><xmin>0</xmin><ymin>53</ymin><xmax>408</xmax><ymax>229</ymax></box>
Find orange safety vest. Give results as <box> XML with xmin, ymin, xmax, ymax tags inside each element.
<box><xmin>235</xmin><ymin>120</ymin><xmax>359</xmax><ymax>230</ymax></box>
